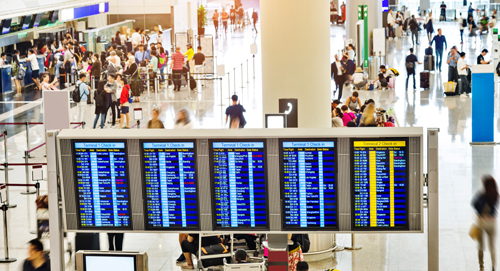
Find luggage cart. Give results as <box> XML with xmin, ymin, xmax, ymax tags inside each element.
<box><xmin>223</xmin><ymin>257</ymin><xmax>266</xmax><ymax>271</ymax></box>
<box><xmin>196</xmin><ymin>234</ymin><xmax>232</xmax><ymax>271</ymax></box>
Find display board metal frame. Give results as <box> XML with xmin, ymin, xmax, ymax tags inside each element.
<box><xmin>58</xmin><ymin>128</ymin><xmax>424</xmax><ymax>234</ymax></box>
<box><xmin>139</xmin><ymin>139</ymin><xmax>201</xmax><ymax>231</ymax></box>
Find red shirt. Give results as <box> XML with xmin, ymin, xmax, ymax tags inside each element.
<box><xmin>172</xmin><ymin>52</ymin><xmax>184</xmax><ymax>71</ymax></box>
<box><xmin>120</xmin><ymin>85</ymin><xmax>130</xmax><ymax>105</ymax></box>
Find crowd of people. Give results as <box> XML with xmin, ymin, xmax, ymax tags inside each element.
<box><xmin>212</xmin><ymin>5</ymin><xmax>259</xmax><ymax>34</ymax></box>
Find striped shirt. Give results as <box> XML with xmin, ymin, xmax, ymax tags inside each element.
<box><xmin>172</xmin><ymin>52</ymin><xmax>184</xmax><ymax>70</ymax></box>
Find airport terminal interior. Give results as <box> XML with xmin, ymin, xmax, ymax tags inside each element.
<box><xmin>0</xmin><ymin>0</ymin><xmax>500</xmax><ymax>270</ymax></box>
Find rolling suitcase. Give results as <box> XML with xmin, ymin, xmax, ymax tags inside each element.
<box><xmin>420</xmin><ymin>71</ymin><xmax>430</xmax><ymax>89</ymax></box>
<box><xmin>395</xmin><ymin>27</ymin><xmax>402</xmax><ymax>38</ymax></box>
<box><xmin>424</xmin><ymin>55</ymin><xmax>435</xmax><ymax>71</ymax></box>
<box><xmin>59</xmin><ymin>67</ymin><xmax>66</xmax><ymax>87</ymax></box>
<box><xmin>189</xmin><ymin>76</ymin><xmax>197</xmax><ymax>90</ymax></box>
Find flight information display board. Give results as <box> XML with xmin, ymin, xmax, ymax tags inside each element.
<box><xmin>210</xmin><ymin>141</ymin><xmax>268</xmax><ymax>230</ymax></box>
<box><xmin>351</xmin><ymin>139</ymin><xmax>409</xmax><ymax>230</ymax></box>
<box><xmin>141</xmin><ymin>141</ymin><xmax>199</xmax><ymax>230</ymax></box>
<box><xmin>73</xmin><ymin>141</ymin><xmax>132</xmax><ymax>229</ymax></box>
<box><xmin>281</xmin><ymin>140</ymin><xmax>338</xmax><ymax>230</ymax></box>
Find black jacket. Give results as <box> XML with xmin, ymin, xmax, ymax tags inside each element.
<box><xmin>94</xmin><ymin>89</ymin><xmax>108</xmax><ymax>114</ymax></box>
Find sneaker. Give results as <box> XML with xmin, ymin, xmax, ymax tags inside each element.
<box><xmin>176</xmin><ymin>254</ymin><xmax>186</xmax><ymax>263</ymax></box>
<box><xmin>460</xmin><ymin>93</ymin><xmax>467</xmax><ymax>97</ymax></box>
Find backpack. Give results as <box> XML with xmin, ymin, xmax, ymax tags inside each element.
<box><xmin>94</xmin><ymin>90</ymin><xmax>105</xmax><ymax>107</ymax></box>
<box><xmin>45</xmin><ymin>52</ymin><xmax>52</xmax><ymax>68</ymax></box>
<box><xmin>496</xmin><ymin>62</ymin><xmax>500</xmax><ymax>76</ymax></box>
<box><xmin>462</xmin><ymin>18</ymin><xmax>467</xmax><ymax>27</ymax></box>
<box><xmin>59</xmin><ymin>54</ymin><xmax>64</xmax><ymax>62</ymax></box>
<box><xmin>388</xmin><ymin>68</ymin><xmax>400</xmax><ymax>77</ymax></box>
<box><xmin>294</xmin><ymin>234</ymin><xmax>311</xmax><ymax>253</ymax></box>
<box><xmin>406</xmin><ymin>61</ymin><xmax>415</xmax><ymax>69</ymax></box>
<box><xmin>73</xmin><ymin>83</ymin><xmax>84</xmax><ymax>103</ymax></box>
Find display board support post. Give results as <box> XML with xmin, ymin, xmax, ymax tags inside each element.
<box><xmin>47</xmin><ymin>131</ymin><xmax>64</xmax><ymax>271</ymax></box>
<box><xmin>1</xmin><ymin>130</ymin><xmax>13</xmax><ymax>171</ymax></box>
<box><xmin>0</xmin><ymin>204</ymin><xmax>16</xmax><ymax>263</ymax></box>
<box><xmin>333</xmin><ymin>233</ymin><xmax>344</xmax><ymax>252</ymax></box>
<box><xmin>427</xmin><ymin>128</ymin><xmax>439</xmax><ymax>271</ymax></box>
<box><xmin>344</xmin><ymin>233</ymin><xmax>362</xmax><ymax>250</ymax></box>
<box><xmin>20</xmin><ymin>151</ymin><xmax>36</xmax><ymax>195</ymax></box>
<box><xmin>3</xmin><ymin>131</ymin><xmax>16</xmax><ymax>208</ymax></box>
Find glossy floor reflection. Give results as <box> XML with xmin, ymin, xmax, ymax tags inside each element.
<box><xmin>0</xmin><ymin>20</ymin><xmax>499</xmax><ymax>271</ymax></box>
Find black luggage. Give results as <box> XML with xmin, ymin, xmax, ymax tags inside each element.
<box><xmin>425</xmin><ymin>47</ymin><xmax>433</xmax><ymax>56</ymax></box>
<box><xmin>420</xmin><ymin>72</ymin><xmax>430</xmax><ymax>89</ymax></box>
<box><xmin>424</xmin><ymin>55</ymin><xmax>435</xmax><ymax>71</ymax></box>
<box><xmin>59</xmin><ymin>67</ymin><xmax>66</xmax><ymax>87</ymax></box>
<box><xmin>201</xmin><ymin>257</ymin><xmax>231</xmax><ymax>268</ymax></box>
<box><xmin>190</xmin><ymin>76</ymin><xmax>197</xmax><ymax>90</ymax></box>
<box><xmin>75</xmin><ymin>233</ymin><xmax>100</xmax><ymax>251</ymax></box>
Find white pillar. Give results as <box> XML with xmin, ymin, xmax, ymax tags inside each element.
<box><xmin>261</xmin><ymin>0</ymin><xmax>331</xmax><ymax>128</ymax></box>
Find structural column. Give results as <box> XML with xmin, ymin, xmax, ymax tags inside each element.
<box><xmin>261</xmin><ymin>0</ymin><xmax>331</xmax><ymax>128</ymax></box>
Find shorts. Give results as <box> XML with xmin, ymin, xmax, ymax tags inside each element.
<box><xmin>121</xmin><ymin>106</ymin><xmax>129</xmax><ymax>114</ymax></box>
<box><xmin>32</xmin><ymin>70</ymin><xmax>39</xmax><ymax>78</ymax></box>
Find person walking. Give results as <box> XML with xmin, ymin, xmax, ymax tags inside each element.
<box><xmin>225</xmin><ymin>94</ymin><xmax>246</xmax><ymax>129</ymax></box>
<box><xmin>252</xmin><ymin>9</ymin><xmax>258</xmax><ymax>33</ymax></box>
<box><xmin>425</xmin><ymin>12</ymin><xmax>435</xmax><ymax>42</ymax></box>
<box><xmin>238</xmin><ymin>4</ymin><xmax>245</xmax><ymax>28</ymax></box>
<box><xmin>440</xmin><ymin>1</ymin><xmax>447</xmax><ymax>21</ymax></box>
<box><xmin>93</xmin><ymin>81</ymin><xmax>108</xmax><ymax>129</ymax></box>
<box><xmin>405</xmin><ymin>48</ymin><xmax>421</xmax><ymax>91</ymax></box>
<box><xmin>457</xmin><ymin>52</ymin><xmax>470</xmax><ymax>97</ymax></box>
<box><xmin>22</xmin><ymin>239</ymin><xmax>50</xmax><ymax>271</ymax></box>
<box><xmin>76</xmin><ymin>73</ymin><xmax>90</xmax><ymax>123</ymax></box>
<box><xmin>446</xmin><ymin>46</ymin><xmax>460</xmax><ymax>83</ymax></box>
<box><xmin>387</xmin><ymin>9</ymin><xmax>396</xmax><ymax>38</ymax></box>
<box><xmin>28</xmin><ymin>49</ymin><xmax>41</xmax><ymax>90</ymax></box>
<box><xmin>409</xmin><ymin>15</ymin><xmax>419</xmax><ymax>45</ymax></box>
<box><xmin>147</xmin><ymin>108</ymin><xmax>165</xmax><ymax>128</ymax></box>
<box><xmin>430</xmin><ymin>29</ymin><xmax>447</xmax><ymax>72</ymax></box>
<box><xmin>459</xmin><ymin>12</ymin><xmax>467</xmax><ymax>44</ymax></box>
<box><xmin>331</xmin><ymin>54</ymin><xmax>347</xmax><ymax>100</ymax></box>
<box><xmin>221</xmin><ymin>8</ymin><xmax>229</xmax><ymax>33</ymax></box>
<box><xmin>213</xmin><ymin>10</ymin><xmax>219</xmax><ymax>33</ymax></box>
<box><xmin>472</xmin><ymin>175</ymin><xmax>498</xmax><ymax>271</ymax></box>
<box><xmin>478</xmin><ymin>49</ymin><xmax>492</xmax><ymax>64</ymax></box>
<box><xmin>170</xmin><ymin>46</ymin><xmax>184</xmax><ymax>92</ymax></box>
<box><xmin>175</xmin><ymin>108</ymin><xmax>194</xmax><ymax>129</ymax></box>
<box><xmin>230</xmin><ymin>5</ymin><xmax>236</xmax><ymax>29</ymax></box>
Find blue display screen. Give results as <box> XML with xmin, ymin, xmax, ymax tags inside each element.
<box><xmin>211</xmin><ymin>141</ymin><xmax>268</xmax><ymax>229</ymax></box>
<box><xmin>352</xmin><ymin>140</ymin><xmax>408</xmax><ymax>229</ymax></box>
<box><xmin>74</xmin><ymin>2</ymin><xmax>109</xmax><ymax>20</ymax></box>
<box><xmin>1</xmin><ymin>19</ymin><xmax>11</xmax><ymax>35</ymax></box>
<box><xmin>73</xmin><ymin>142</ymin><xmax>131</xmax><ymax>229</ymax></box>
<box><xmin>281</xmin><ymin>141</ymin><xmax>337</xmax><ymax>229</ymax></box>
<box><xmin>142</xmin><ymin>142</ymin><xmax>199</xmax><ymax>230</ymax></box>
<box><xmin>21</xmin><ymin>16</ymin><xmax>31</xmax><ymax>30</ymax></box>
<box><xmin>382</xmin><ymin>0</ymin><xmax>389</xmax><ymax>12</ymax></box>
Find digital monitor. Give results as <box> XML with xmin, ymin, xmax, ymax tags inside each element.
<box><xmin>265</xmin><ymin>114</ymin><xmax>286</xmax><ymax>128</ymax></box>
<box><xmin>50</xmin><ymin>10</ymin><xmax>59</xmax><ymax>23</ymax></box>
<box><xmin>210</xmin><ymin>140</ymin><xmax>268</xmax><ymax>230</ymax></box>
<box><xmin>1</xmin><ymin>19</ymin><xmax>12</xmax><ymax>35</ymax></box>
<box><xmin>72</xmin><ymin>141</ymin><xmax>132</xmax><ymax>229</ymax></box>
<box><xmin>84</xmin><ymin>254</ymin><xmax>136</xmax><ymax>271</ymax></box>
<box><xmin>382</xmin><ymin>0</ymin><xmax>389</xmax><ymax>12</ymax></box>
<box><xmin>141</xmin><ymin>141</ymin><xmax>199</xmax><ymax>230</ymax></box>
<box><xmin>21</xmin><ymin>16</ymin><xmax>31</xmax><ymax>30</ymax></box>
<box><xmin>31</xmin><ymin>13</ymin><xmax>42</xmax><ymax>28</ymax></box>
<box><xmin>351</xmin><ymin>139</ymin><xmax>409</xmax><ymax>230</ymax></box>
<box><xmin>280</xmin><ymin>140</ymin><xmax>338</xmax><ymax>230</ymax></box>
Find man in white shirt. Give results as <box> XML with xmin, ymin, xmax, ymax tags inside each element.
<box><xmin>457</xmin><ymin>52</ymin><xmax>470</xmax><ymax>97</ymax></box>
<box><xmin>387</xmin><ymin>9</ymin><xmax>396</xmax><ymax>38</ymax></box>
<box><xmin>0</xmin><ymin>53</ymin><xmax>5</xmax><ymax>66</ymax></box>
<box><xmin>131</xmin><ymin>28</ymin><xmax>142</xmax><ymax>51</ymax></box>
<box><xmin>28</xmin><ymin>49</ymin><xmax>41</xmax><ymax>90</ymax></box>
<box><xmin>63</xmin><ymin>43</ymin><xmax>74</xmax><ymax>85</ymax></box>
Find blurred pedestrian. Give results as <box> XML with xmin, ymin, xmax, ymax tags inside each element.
<box><xmin>213</xmin><ymin>10</ymin><xmax>220</xmax><ymax>33</ymax></box>
<box><xmin>225</xmin><ymin>94</ymin><xmax>246</xmax><ymax>128</ymax></box>
<box><xmin>472</xmin><ymin>175</ymin><xmax>499</xmax><ymax>271</ymax></box>
<box><xmin>147</xmin><ymin>108</ymin><xmax>165</xmax><ymax>128</ymax></box>
<box><xmin>175</xmin><ymin>109</ymin><xmax>193</xmax><ymax>129</ymax></box>
<box><xmin>22</xmin><ymin>239</ymin><xmax>49</xmax><ymax>271</ymax></box>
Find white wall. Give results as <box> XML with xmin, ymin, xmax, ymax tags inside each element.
<box><xmin>87</xmin><ymin>13</ymin><xmax>107</xmax><ymax>28</ymax></box>
<box><xmin>174</xmin><ymin>0</ymin><xmax>198</xmax><ymax>33</ymax></box>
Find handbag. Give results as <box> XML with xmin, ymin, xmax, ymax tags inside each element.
<box><xmin>469</xmin><ymin>224</ymin><xmax>480</xmax><ymax>240</ymax></box>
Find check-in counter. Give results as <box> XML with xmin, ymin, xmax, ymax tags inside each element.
<box><xmin>0</xmin><ymin>65</ymin><xmax>13</xmax><ymax>94</ymax></box>
<box><xmin>20</xmin><ymin>55</ymin><xmax>46</xmax><ymax>86</ymax></box>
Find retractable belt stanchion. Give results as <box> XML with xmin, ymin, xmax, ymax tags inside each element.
<box><xmin>146</xmin><ymin>73</ymin><xmax>151</xmax><ymax>100</ymax></box>
<box><xmin>0</xmin><ymin>203</ymin><xmax>17</xmax><ymax>263</ymax></box>
<box><xmin>185</xmin><ymin>72</ymin><xmax>195</xmax><ymax>100</ymax></box>
<box><xmin>344</xmin><ymin>233</ymin><xmax>362</xmax><ymax>250</ymax></box>
<box><xmin>233</xmin><ymin>67</ymin><xmax>236</xmax><ymax>94</ymax></box>
<box><xmin>246</xmin><ymin>59</ymin><xmax>249</xmax><ymax>83</ymax></box>
<box><xmin>21</xmin><ymin>152</ymin><xmax>36</xmax><ymax>195</ymax></box>
<box><xmin>240</xmin><ymin>63</ymin><xmax>244</xmax><ymax>89</ymax></box>
<box><xmin>2</xmin><ymin>132</ymin><xmax>16</xmax><ymax>208</ymax></box>
<box><xmin>155</xmin><ymin>77</ymin><xmax>159</xmax><ymax>101</ymax></box>
<box><xmin>253</xmin><ymin>55</ymin><xmax>256</xmax><ymax>79</ymax></box>
<box><xmin>23</xmin><ymin>122</ymin><xmax>33</xmax><ymax>159</ymax></box>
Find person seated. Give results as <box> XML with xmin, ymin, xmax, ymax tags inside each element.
<box><xmin>296</xmin><ymin>261</ymin><xmax>309</xmax><ymax>271</ymax></box>
<box><xmin>332</xmin><ymin>107</ymin><xmax>344</xmax><ymax>127</ymax></box>
<box><xmin>372</xmin><ymin>73</ymin><xmax>389</xmax><ymax>89</ymax></box>
<box><xmin>341</xmin><ymin>105</ymin><xmax>356</xmax><ymax>126</ymax></box>
<box><xmin>234</xmin><ymin>249</ymin><xmax>248</xmax><ymax>263</ymax></box>
<box><xmin>352</xmin><ymin>67</ymin><xmax>368</xmax><ymax>90</ymax></box>
<box><xmin>181</xmin><ymin>234</ymin><xmax>223</xmax><ymax>269</ymax></box>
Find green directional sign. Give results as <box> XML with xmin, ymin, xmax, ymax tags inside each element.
<box><xmin>363</xmin><ymin>5</ymin><xmax>369</xmax><ymax>68</ymax></box>
<box><xmin>358</xmin><ymin>6</ymin><xmax>362</xmax><ymax>20</ymax></box>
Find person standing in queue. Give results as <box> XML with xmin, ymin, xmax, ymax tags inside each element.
<box><xmin>213</xmin><ymin>10</ymin><xmax>220</xmax><ymax>34</ymax></box>
<box><xmin>478</xmin><ymin>49</ymin><xmax>492</xmax><ymax>64</ymax></box>
<box><xmin>105</xmin><ymin>75</ymin><xmax>118</xmax><ymax>127</ymax></box>
<box><xmin>123</xmin><ymin>56</ymin><xmax>140</xmax><ymax>102</ymax></box>
<box><xmin>184</xmin><ymin>44</ymin><xmax>195</xmax><ymax>75</ymax></box>
<box><xmin>63</xmin><ymin>42</ymin><xmax>75</xmax><ymax>85</ymax></box>
<box><xmin>12</xmin><ymin>51</ymin><xmax>23</xmax><ymax>97</ymax></box>
<box><xmin>147</xmin><ymin>108</ymin><xmax>165</xmax><ymax>128</ymax></box>
<box><xmin>221</xmin><ymin>8</ymin><xmax>229</xmax><ymax>33</ymax></box>
<box><xmin>193</xmin><ymin>46</ymin><xmax>205</xmax><ymax>87</ymax></box>
<box><xmin>472</xmin><ymin>175</ymin><xmax>498</xmax><ymax>271</ymax></box>
<box><xmin>430</xmin><ymin>28</ymin><xmax>447</xmax><ymax>72</ymax></box>
<box><xmin>118</xmin><ymin>77</ymin><xmax>131</xmax><ymax>129</ymax></box>
<box><xmin>22</xmin><ymin>239</ymin><xmax>50</xmax><ymax>271</ymax></box>
<box><xmin>0</xmin><ymin>52</ymin><xmax>6</xmax><ymax>66</ymax></box>
<box><xmin>225</xmin><ymin>94</ymin><xmax>246</xmax><ymax>129</ymax></box>
<box><xmin>90</xmin><ymin>53</ymin><xmax>101</xmax><ymax>89</ymax></box>
<box><xmin>252</xmin><ymin>9</ymin><xmax>259</xmax><ymax>33</ymax></box>
<box><xmin>170</xmin><ymin>46</ymin><xmax>184</xmax><ymax>92</ymax></box>
<box><xmin>93</xmin><ymin>81</ymin><xmax>108</xmax><ymax>129</ymax></box>
<box><xmin>405</xmin><ymin>48</ymin><xmax>421</xmax><ymax>91</ymax></box>
<box><xmin>76</xmin><ymin>73</ymin><xmax>90</xmax><ymax>123</ymax></box>
<box><xmin>457</xmin><ymin>52</ymin><xmax>470</xmax><ymax>97</ymax></box>
<box><xmin>446</xmin><ymin>46</ymin><xmax>460</xmax><ymax>83</ymax></box>
<box><xmin>28</xmin><ymin>49</ymin><xmax>41</xmax><ymax>90</ymax></box>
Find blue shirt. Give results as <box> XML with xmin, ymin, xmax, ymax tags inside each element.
<box><xmin>430</xmin><ymin>35</ymin><xmax>447</xmax><ymax>51</ymax></box>
<box><xmin>134</xmin><ymin>50</ymin><xmax>151</xmax><ymax>64</ymax></box>
<box><xmin>77</xmin><ymin>81</ymin><xmax>89</xmax><ymax>101</ymax></box>
<box><xmin>447</xmin><ymin>52</ymin><xmax>460</xmax><ymax>67</ymax></box>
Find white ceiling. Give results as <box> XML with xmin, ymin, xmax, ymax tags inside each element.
<box><xmin>0</xmin><ymin>0</ymin><xmax>105</xmax><ymax>20</ymax></box>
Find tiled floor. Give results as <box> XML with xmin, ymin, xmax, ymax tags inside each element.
<box><xmin>0</xmin><ymin>19</ymin><xmax>499</xmax><ymax>271</ymax></box>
